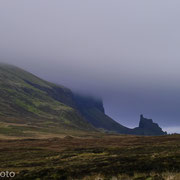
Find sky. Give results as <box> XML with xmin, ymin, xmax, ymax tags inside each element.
<box><xmin>0</xmin><ymin>0</ymin><xmax>180</xmax><ymax>133</ymax></box>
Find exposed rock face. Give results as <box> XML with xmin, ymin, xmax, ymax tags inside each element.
<box><xmin>139</xmin><ymin>114</ymin><xmax>155</xmax><ymax>128</ymax></box>
<box><xmin>73</xmin><ymin>94</ymin><xmax>105</xmax><ymax>113</ymax></box>
<box><xmin>72</xmin><ymin>93</ymin><xmax>167</xmax><ymax>135</ymax></box>
<box><xmin>133</xmin><ymin>115</ymin><xmax>167</xmax><ymax>135</ymax></box>
<box><xmin>73</xmin><ymin>94</ymin><xmax>130</xmax><ymax>134</ymax></box>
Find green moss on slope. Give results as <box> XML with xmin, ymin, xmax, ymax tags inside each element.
<box><xmin>0</xmin><ymin>63</ymin><xmax>95</xmax><ymax>137</ymax></box>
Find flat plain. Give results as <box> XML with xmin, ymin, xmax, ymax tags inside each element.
<box><xmin>0</xmin><ymin>134</ymin><xmax>180</xmax><ymax>180</ymax></box>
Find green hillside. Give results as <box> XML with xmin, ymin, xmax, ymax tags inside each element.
<box><xmin>0</xmin><ymin>63</ymin><xmax>95</xmax><ymax>137</ymax></box>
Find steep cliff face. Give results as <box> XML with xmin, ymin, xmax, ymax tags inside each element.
<box><xmin>73</xmin><ymin>94</ymin><xmax>130</xmax><ymax>134</ymax></box>
<box><xmin>132</xmin><ymin>115</ymin><xmax>167</xmax><ymax>135</ymax></box>
<box><xmin>73</xmin><ymin>94</ymin><xmax>105</xmax><ymax>113</ymax></box>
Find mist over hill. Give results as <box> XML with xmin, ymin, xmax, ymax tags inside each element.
<box><xmin>0</xmin><ymin>63</ymin><xmax>166</xmax><ymax>137</ymax></box>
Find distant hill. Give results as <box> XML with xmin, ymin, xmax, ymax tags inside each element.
<box><xmin>0</xmin><ymin>63</ymin><xmax>166</xmax><ymax>137</ymax></box>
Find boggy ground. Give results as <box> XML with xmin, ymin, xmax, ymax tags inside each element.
<box><xmin>0</xmin><ymin>134</ymin><xmax>180</xmax><ymax>180</ymax></box>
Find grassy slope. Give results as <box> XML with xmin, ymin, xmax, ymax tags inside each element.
<box><xmin>79</xmin><ymin>107</ymin><xmax>131</xmax><ymax>133</ymax></box>
<box><xmin>0</xmin><ymin>63</ymin><xmax>94</xmax><ymax>137</ymax></box>
<box><xmin>0</xmin><ymin>134</ymin><xmax>179</xmax><ymax>179</ymax></box>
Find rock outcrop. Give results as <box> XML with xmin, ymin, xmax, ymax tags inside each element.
<box><xmin>132</xmin><ymin>115</ymin><xmax>167</xmax><ymax>135</ymax></box>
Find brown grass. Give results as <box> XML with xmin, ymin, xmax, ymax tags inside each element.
<box><xmin>0</xmin><ymin>134</ymin><xmax>179</xmax><ymax>179</ymax></box>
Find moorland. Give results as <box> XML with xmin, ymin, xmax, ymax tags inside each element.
<box><xmin>0</xmin><ymin>134</ymin><xmax>180</xmax><ymax>180</ymax></box>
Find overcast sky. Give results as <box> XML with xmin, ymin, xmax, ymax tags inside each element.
<box><xmin>1</xmin><ymin>0</ymin><xmax>180</xmax><ymax>133</ymax></box>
